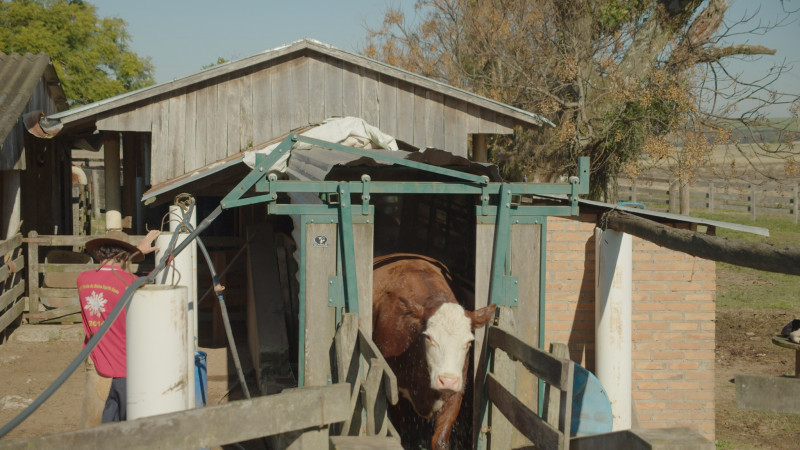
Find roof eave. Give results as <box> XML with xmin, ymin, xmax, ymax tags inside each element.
<box><xmin>48</xmin><ymin>39</ymin><xmax>552</xmax><ymax>128</ymax></box>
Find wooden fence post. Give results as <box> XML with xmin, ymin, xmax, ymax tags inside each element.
<box><xmin>27</xmin><ymin>230</ymin><xmax>40</xmax><ymax>320</ymax></box>
<box><xmin>708</xmin><ymin>182</ymin><xmax>714</xmax><ymax>213</ymax></box>
<box><xmin>749</xmin><ymin>185</ymin><xmax>756</xmax><ymax>221</ymax></box>
<box><xmin>680</xmin><ymin>182</ymin><xmax>690</xmax><ymax>215</ymax></box>
<box><xmin>631</xmin><ymin>182</ymin><xmax>637</xmax><ymax>203</ymax></box>
<box><xmin>668</xmin><ymin>181</ymin><xmax>678</xmax><ymax>214</ymax></box>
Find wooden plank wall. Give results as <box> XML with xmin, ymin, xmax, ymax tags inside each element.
<box><xmin>474</xmin><ymin>223</ymin><xmax>543</xmax><ymax>448</ymax></box>
<box><xmin>2</xmin><ymin>76</ymin><xmax>60</xmax><ymax>170</ymax></box>
<box><xmin>96</xmin><ymin>53</ymin><xmax>515</xmax><ymax>186</ymax></box>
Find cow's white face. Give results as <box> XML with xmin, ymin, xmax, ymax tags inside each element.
<box><xmin>423</xmin><ymin>303</ymin><xmax>474</xmax><ymax>393</ymax></box>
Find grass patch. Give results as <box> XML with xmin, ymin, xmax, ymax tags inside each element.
<box><xmin>691</xmin><ymin>212</ymin><xmax>800</xmax><ymax>311</ymax></box>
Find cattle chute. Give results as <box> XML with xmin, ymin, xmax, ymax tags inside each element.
<box><xmin>220</xmin><ymin>131</ymin><xmax>590</xmax><ymax>448</ymax></box>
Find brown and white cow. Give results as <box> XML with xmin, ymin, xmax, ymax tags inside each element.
<box><xmin>372</xmin><ymin>253</ymin><xmax>496</xmax><ymax>450</ymax></box>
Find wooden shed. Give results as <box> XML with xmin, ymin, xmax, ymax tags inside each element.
<box><xmin>0</xmin><ymin>53</ymin><xmax>68</xmax><ymax>238</ymax></box>
<box><xmin>45</xmin><ymin>38</ymin><xmax>551</xmax><ymax>234</ymax></box>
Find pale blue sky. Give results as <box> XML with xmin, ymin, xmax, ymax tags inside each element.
<box><xmin>91</xmin><ymin>0</ymin><xmax>798</xmax><ymax>117</ymax></box>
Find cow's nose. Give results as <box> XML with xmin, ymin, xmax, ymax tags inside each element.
<box><xmin>436</xmin><ymin>375</ymin><xmax>461</xmax><ymax>392</ymax></box>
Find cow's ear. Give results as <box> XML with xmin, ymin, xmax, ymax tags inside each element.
<box><xmin>398</xmin><ymin>296</ymin><xmax>426</xmax><ymax>320</ymax></box>
<box><xmin>470</xmin><ymin>303</ymin><xmax>497</xmax><ymax>330</ymax></box>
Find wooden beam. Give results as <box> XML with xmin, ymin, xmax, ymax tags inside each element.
<box><xmin>0</xmin><ymin>384</ymin><xmax>350</xmax><ymax>450</ymax></box>
<box><xmin>602</xmin><ymin>210</ymin><xmax>800</xmax><ymax>276</ymax></box>
<box><xmin>486</xmin><ymin>373</ymin><xmax>562</xmax><ymax>450</ymax></box>
<box><xmin>736</xmin><ymin>374</ymin><xmax>800</xmax><ymax>414</ymax></box>
<box><xmin>488</xmin><ymin>326</ymin><xmax>571</xmax><ymax>389</ymax></box>
<box><xmin>570</xmin><ymin>427</ymin><xmax>714</xmax><ymax>449</ymax></box>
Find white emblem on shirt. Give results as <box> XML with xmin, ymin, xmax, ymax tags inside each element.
<box><xmin>84</xmin><ymin>291</ymin><xmax>107</xmax><ymax>317</ymax></box>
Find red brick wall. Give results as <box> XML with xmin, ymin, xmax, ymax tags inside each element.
<box><xmin>544</xmin><ymin>215</ymin><xmax>716</xmax><ymax>441</ymax></box>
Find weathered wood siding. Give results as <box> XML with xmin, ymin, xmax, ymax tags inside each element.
<box><xmin>1</xmin><ymin>77</ymin><xmax>60</xmax><ymax>171</ymax></box>
<box><xmin>96</xmin><ymin>53</ymin><xmax>515</xmax><ymax>186</ymax></box>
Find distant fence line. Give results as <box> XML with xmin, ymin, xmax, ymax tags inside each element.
<box><xmin>616</xmin><ymin>177</ymin><xmax>800</xmax><ymax>224</ymax></box>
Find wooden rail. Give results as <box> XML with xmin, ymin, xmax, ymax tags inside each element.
<box><xmin>23</xmin><ymin>232</ymin><xmax>244</xmax><ymax>324</ymax></box>
<box><xmin>483</xmin><ymin>307</ymin><xmax>713</xmax><ymax>450</ymax></box>
<box><xmin>0</xmin><ymin>234</ymin><xmax>25</xmax><ymax>338</ymax></box>
<box><xmin>617</xmin><ymin>177</ymin><xmax>800</xmax><ymax>222</ymax></box>
<box><xmin>0</xmin><ymin>383</ymin><xmax>350</xmax><ymax>449</ymax></box>
<box><xmin>24</xmin><ymin>231</ymin><xmax>136</xmax><ymax>324</ymax></box>
<box><xmin>486</xmin><ymin>310</ymin><xmax>574</xmax><ymax>450</ymax></box>
<box><xmin>333</xmin><ymin>312</ymin><xmax>400</xmax><ymax>439</ymax></box>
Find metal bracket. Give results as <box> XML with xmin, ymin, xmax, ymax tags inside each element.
<box><xmin>480</xmin><ymin>182</ymin><xmax>490</xmax><ymax>216</ymax></box>
<box><xmin>328</xmin><ymin>276</ymin><xmax>344</xmax><ymax>307</ymax></box>
<box><xmin>327</xmin><ymin>192</ymin><xmax>340</xmax><ymax>205</ymax></box>
<box><xmin>337</xmin><ymin>183</ymin><xmax>359</xmax><ymax>315</ymax></box>
<box><xmin>501</xmin><ymin>276</ymin><xmax>519</xmax><ymax>306</ymax></box>
<box><xmin>361</xmin><ymin>174</ymin><xmax>371</xmax><ymax>215</ymax></box>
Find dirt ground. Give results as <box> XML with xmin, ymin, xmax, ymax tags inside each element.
<box><xmin>0</xmin><ymin>327</ymin><xmax>251</xmax><ymax>444</ymax></box>
<box><xmin>2</xmin><ymin>310</ymin><xmax>800</xmax><ymax>448</ymax></box>
<box><xmin>715</xmin><ymin>309</ymin><xmax>800</xmax><ymax>449</ymax></box>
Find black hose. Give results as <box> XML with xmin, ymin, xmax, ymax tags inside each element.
<box><xmin>167</xmin><ymin>201</ymin><xmax>251</xmax><ymax>398</ymax></box>
<box><xmin>192</xmin><ymin>230</ymin><xmax>251</xmax><ymax>399</ymax></box>
<box><xmin>0</xmin><ymin>205</ymin><xmax>221</xmax><ymax>438</ymax></box>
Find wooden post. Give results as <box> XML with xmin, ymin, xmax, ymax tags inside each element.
<box><xmin>299</xmin><ymin>222</ymin><xmax>338</xmax><ymax>448</ymax></box>
<box><xmin>679</xmin><ymin>181</ymin><xmax>690</xmax><ymax>215</ymax></box>
<box><xmin>794</xmin><ymin>184</ymin><xmax>798</xmax><ymax>225</ymax></box>
<box><xmin>750</xmin><ymin>184</ymin><xmax>756</xmax><ymax>221</ymax></box>
<box><xmin>2</xmin><ymin>170</ymin><xmax>21</xmax><ymax>240</ymax></box>
<box><xmin>631</xmin><ymin>182</ymin><xmax>637</xmax><ymax>203</ymax></box>
<box><xmin>473</xmin><ymin>134</ymin><xmax>488</xmax><ymax>162</ymax></box>
<box><xmin>27</xmin><ymin>231</ymin><xmax>40</xmax><ymax>321</ymax></box>
<box><xmin>474</xmin><ymin>223</ymin><xmax>493</xmax><ymax>449</ymax></box>
<box><xmin>354</xmin><ymin>222</ymin><xmax>374</xmax><ymax>339</ymax></box>
<box><xmin>668</xmin><ymin>180</ymin><xmax>678</xmax><ymax>213</ymax></box>
<box><xmin>121</xmin><ymin>133</ymin><xmax>138</xmax><ymax>233</ymax></box>
<box><xmin>489</xmin><ymin>307</ymin><xmax>516</xmax><ymax>450</ymax></box>
<box><xmin>708</xmin><ymin>182</ymin><xmax>715</xmax><ymax>213</ymax></box>
<box><xmin>103</xmin><ymin>132</ymin><xmax>122</xmax><ymax>228</ymax></box>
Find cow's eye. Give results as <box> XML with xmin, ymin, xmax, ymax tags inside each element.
<box><xmin>424</xmin><ymin>334</ymin><xmax>435</xmax><ymax>346</ymax></box>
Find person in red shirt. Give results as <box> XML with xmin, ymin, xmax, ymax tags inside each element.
<box><xmin>78</xmin><ymin>229</ymin><xmax>159</xmax><ymax>425</ymax></box>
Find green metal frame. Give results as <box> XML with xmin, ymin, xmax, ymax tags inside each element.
<box><xmin>220</xmin><ymin>133</ymin><xmax>590</xmax><ymax>387</ymax></box>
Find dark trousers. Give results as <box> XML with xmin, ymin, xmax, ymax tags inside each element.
<box><xmin>101</xmin><ymin>377</ymin><xmax>126</xmax><ymax>423</ymax></box>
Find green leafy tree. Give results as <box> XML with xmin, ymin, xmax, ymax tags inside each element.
<box><xmin>366</xmin><ymin>0</ymin><xmax>799</xmax><ymax>202</ymax></box>
<box><xmin>0</xmin><ymin>0</ymin><xmax>155</xmax><ymax>106</ymax></box>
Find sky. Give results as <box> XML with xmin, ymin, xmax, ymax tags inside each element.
<box><xmin>90</xmin><ymin>0</ymin><xmax>799</xmax><ymax>117</ymax></box>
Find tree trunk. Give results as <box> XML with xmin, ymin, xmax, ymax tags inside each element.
<box><xmin>680</xmin><ymin>182</ymin><xmax>690</xmax><ymax>215</ymax></box>
<box><xmin>602</xmin><ymin>210</ymin><xmax>800</xmax><ymax>276</ymax></box>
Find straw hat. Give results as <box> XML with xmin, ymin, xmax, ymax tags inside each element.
<box><xmin>85</xmin><ymin>230</ymin><xmax>144</xmax><ymax>262</ymax></box>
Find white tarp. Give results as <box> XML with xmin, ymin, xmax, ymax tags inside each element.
<box><xmin>242</xmin><ymin>116</ymin><xmax>399</xmax><ymax>173</ymax></box>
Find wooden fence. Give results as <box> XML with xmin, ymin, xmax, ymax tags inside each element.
<box><xmin>23</xmin><ymin>232</ymin><xmax>245</xmax><ymax>325</ymax></box>
<box><xmin>23</xmin><ymin>232</ymin><xmax>139</xmax><ymax>324</ymax></box>
<box><xmin>616</xmin><ymin>177</ymin><xmax>800</xmax><ymax>223</ymax></box>
<box><xmin>333</xmin><ymin>312</ymin><xmax>400</xmax><ymax>439</ymax></box>
<box><xmin>0</xmin><ymin>383</ymin><xmax>351</xmax><ymax>449</ymax></box>
<box><xmin>482</xmin><ymin>306</ymin><xmax>714</xmax><ymax>450</ymax></box>
<box><xmin>0</xmin><ymin>234</ymin><xmax>26</xmax><ymax>339</ymax></box>
<box><xmin>485</xmin><ymin>307</ymin><xmax>574</xmax><ymax>449</ymax></box>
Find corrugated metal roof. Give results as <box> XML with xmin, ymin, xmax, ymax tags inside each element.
<box><xmin>48</xmin><ymin>38</ymin><xmax>553</xmax><ymax>128</ymax></box>
<box><xmin>142</xmin><ymin>127</ymin><xmax>502</xmax><ymax>204</ymax></box>
<box><xmin>0</xmin><ymin>53</ymin><xmax>52</xmax><ymax>143</ymax></box>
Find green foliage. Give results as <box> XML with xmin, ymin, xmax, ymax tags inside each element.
<box><xmin>202</xmin><ymin>57</ymin><xmax>229</xmax><ymax>70</ymax></box>
<box><xmin>0</xmin><ymin>0</ymin><xmax>155</xmax><ymax>107</ymax></box>
<box><xmin>693</xmin><ymin>212</ymin><xmax>800</xmax><ymax>311</ymax></box>
<box><xmin>596</xmin><ymin>0</ymin><xmax>651</xmax><ymax>31</ymax></box>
